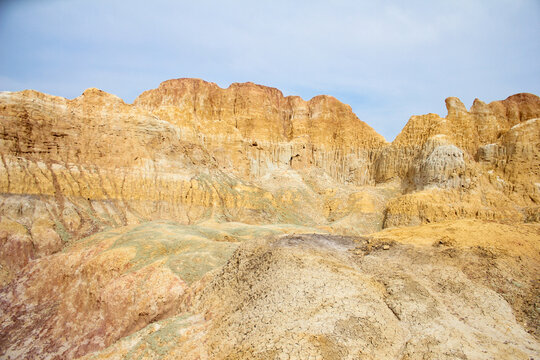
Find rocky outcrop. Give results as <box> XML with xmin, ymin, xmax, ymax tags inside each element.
<box><xmin>374</xmin><ymin>93</ymin><xmax>539</xmax><ymax>184</ymax></box>
<box><xmin>134</xmin><ymin>79</ymin><xmax>387</xmax><ymax>183</ymax></box>
<box><xmin>0</xmin><ymin>81</ymin><xmax>538</xmax><ymax>279</ymax></box>
<box><xmin>0</xmin><ymin>86</ymin><xmax>336</xmax><ymax>283</ymax></box>
<box><xmin>0</xmin><ymin>80</ymin><xmax>387</xmax><ymax>285</ymax></box>
<box><xmin>373</xmin><ymin>92</ymin><xmax>540</xmax><ymax>227</ymax></box>
<box><xmin>0</xmin><ymin>80</ymin><xmax>539</xmax><ymax>359</ymax></box>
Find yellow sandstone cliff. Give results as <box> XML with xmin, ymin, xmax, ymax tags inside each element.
<box><xmin>0</xmin><ymin>79</ymin><xmax>538</xmax><ymax>283</ymax></box>
<box><xmin>0</xmin><ymin>79</ymin><xmax>539</xmax><ymax>360</ymax></box>
<box><xmin>379</xmin><ymin>93</ymin><xmax>540</xmax><ymax>226</ymax></box>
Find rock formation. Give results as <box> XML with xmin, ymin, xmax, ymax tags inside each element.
<box><xmin>134</xmin><ymin>79</ymin><xmax>387</xmax><ymax>183</ymax></box>
<box><xmin>1</xmin><ymin>81</ymin><xmax>537</xmax><ymax>245</ymax></box>
<box><xmin>374</xmin><ymin>93</ymin><xmax>539</xmax><ymax>227</ymax></box>
<box><xmin>0</xmin><ymin>79</ymin><xmax>538</xmax><ymax>359</ymax></box>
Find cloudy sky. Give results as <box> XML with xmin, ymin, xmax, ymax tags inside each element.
<box><xmin>1</xmin><ymin>0</ymin><xmax>539</xmax><ymax>140</ymax></box>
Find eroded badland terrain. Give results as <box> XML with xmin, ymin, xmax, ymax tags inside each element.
<box><xmin>0</xmin><ymin>78</ymin><xmax>539</xmax><ymax>359</ymax></box>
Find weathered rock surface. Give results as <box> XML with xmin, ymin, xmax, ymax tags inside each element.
<box><xmin>0</xmin><ymin>82</ymin><xmax>537</xmax><ymax>252</ymax></box>
<box><xmin>374</xmin><ymin>93</ymin><xmax>539</xmax><ymax>227</ymax></box>
<box><xmin>77</xmin><ymin>221</ymin><xmax>539</xmax><ymax>360</ymax></box>
<box><xmin>134</xmin><ymin>79</ymin><xmax>387</xmax><ymax>183</ymax></box>
<box><xmin>0</xmin><ymin>80</ymin><xmax>539</xmax><ymax>359</ymax></box>
<box><xmin>0</xmin><ymin>221</ymin><xmax>320</xmax><ymax>359</ymax></box>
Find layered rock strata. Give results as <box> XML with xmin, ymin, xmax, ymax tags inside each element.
<box><xmin>0</xmin><ymin>79</ymin><xmax>539</xmax><ymax>360</ymax></box>
<box><xmin>375</xmin><ymin>94</ymin><xmax>540</xmax><ymax>226</ymax></box>
<box><xmin>0</xmin><ymin>80</ymin><xmax>538</xmax><ymax>281</ymax></box>
<box><xmin>134</xmin><ymin>79</ymin><xmax>387</xmax><ymax>183</ymax></box>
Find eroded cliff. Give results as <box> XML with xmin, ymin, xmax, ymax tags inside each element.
<box><xmin>0</xmin><ymin>79</ymin><xmax>539</xmax><ymax>359</ymax></box>
<box><xmin>0</xmin><ymin>81</ymin><xmax>539</xmax><ymax>284</ymax></box>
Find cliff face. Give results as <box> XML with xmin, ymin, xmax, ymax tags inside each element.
<box><xmin>377</xmin><ymin>93</ymin><xmax>540</xmax><ymax>227</ymax></box>
<box><xmin>134</xmin><ymin>79</ymin><xmax>540</xmax><ymax>228</ymax></box>
<box><xmin>1</xmin><ymin>80</ymin><xmax>539</xmax><ymax>360</ymax></box>
<box><xmin>375</xmin><ymin>93</ymin><xmax>540</xmax><ymax>184</ymax></box>
<box><xmin>0</xmin><ymin>86</ymin><xmax>288</xmax><ymax>284</ymax></box>
<box><xmin>134</xmin><ymin>79</ymin><xmax>387</xmax><ymax>183</ymax></box>
<box><xmin>0</xmin><ymin>80</ymin><xmax>538</xmax><ymax>283</ymax></box>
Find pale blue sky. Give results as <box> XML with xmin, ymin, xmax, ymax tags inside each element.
<box><xmin>1</xmin><ymin>0</ymin><xmax>539</xmax><ymax>140</ymax></box>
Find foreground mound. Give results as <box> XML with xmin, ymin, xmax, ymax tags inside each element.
<box><xmin>0</xmin><ymin>221</ymin><xmax>322</xmax><ymax>359</ymax></box>
<box><xmin>78</xmin><ymin>221</ymin><xmax>538</xmax><ymax>360</ymax></box>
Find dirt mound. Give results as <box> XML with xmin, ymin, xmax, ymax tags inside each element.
<box><xmin>82</xmin><ymin>222</ymin><xmax>539</xmax><ymax>359</ymax></box>
<box><xmin>0</xmin><ymin>220</ymin><xmax>322</xmax><ymax>360</ymax></box>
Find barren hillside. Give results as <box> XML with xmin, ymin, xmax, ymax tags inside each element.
<box><xmin>0</xmin><ymin>80</ymin><xmax>538</xmax><ymax>359</ymax></box>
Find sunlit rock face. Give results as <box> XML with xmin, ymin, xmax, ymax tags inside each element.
<box><xmin>0</xmin><ymin>83</ymin><xmax>539</xmax><ymax>268</ymax></box>
<box><xmin>0</xmin><ymin>80</ymin><xmax>539</xmax><ymax>359</ymax></box>
<box><xmin>133</xmin><ymin>79</ymin><xmax>388</xmax><ymax>184</ymax></box>
<box><xmin>373</xmin><ymin>92</ymin><xmax>540</xmax><ymax>228</ymax></box>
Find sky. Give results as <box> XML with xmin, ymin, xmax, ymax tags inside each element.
<box><xmin>0</xmin><ymin>0</ymin><xmax>539</xmax><ymax>140</ymax></box>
